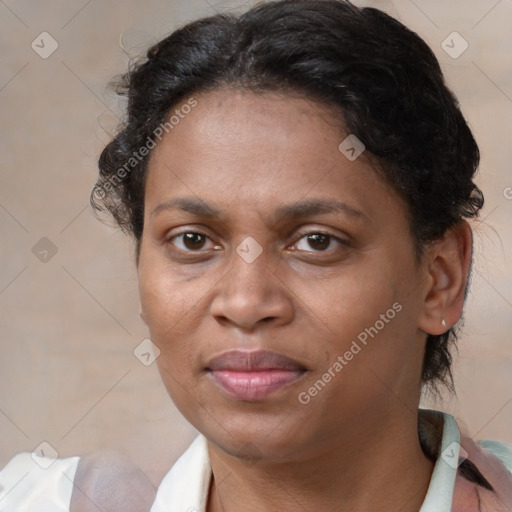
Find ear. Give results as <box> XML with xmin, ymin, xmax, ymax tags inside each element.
<box><xmin>417</xmin><ymin>221</ymin><xmax>473</xmax><ymax>335</ymax></box>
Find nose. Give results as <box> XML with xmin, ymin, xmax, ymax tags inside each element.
<box><xmin>209</xmin><ymin>246</ymin><xmax>294</xmax><ymax>331</ymax></box>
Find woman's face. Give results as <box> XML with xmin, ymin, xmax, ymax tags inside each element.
<box><xmin>138</xmin><ymin>88</ymin><xmax>430</xmax><ymax>462</ymax></box>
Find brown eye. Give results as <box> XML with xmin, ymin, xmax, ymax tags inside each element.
<box><xmin>169</xmin><ymin>231</ymin><xmax>212</xmax><ymax>252</ymax></box>
<box><xmin>305</xmin><ymin>233</ymin><xmax>330</xmax><ymax>251</ymax></box>
<box><xmin>294</xmin><ymin>231</ymin><xmax>347</xmax><ymax>252</ymax></box>
<box><xmin>182</xmin><ymin>232</ymin><xmax>207</xmax><ymax>250</ymax></box>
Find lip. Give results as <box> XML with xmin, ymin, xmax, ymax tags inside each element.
<box><xmin>206</xmin><ymin>349</ymin><xmax>307</xmax><ymax>401</ymax></box>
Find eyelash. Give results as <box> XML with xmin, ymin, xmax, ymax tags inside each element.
<box><xmin>166</xmin><ymin>229</ymin><xmax>350</xmax><ymax>255</ymax></box>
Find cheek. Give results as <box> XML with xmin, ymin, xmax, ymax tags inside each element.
<box><xmin>311</xmin><ymin>263</ymin><xmax>397</xmax><ymax>331</ymax></box>
<box><xmin>139</xmin><ymin>269</ymin><xmax>175</xmax><ymax>334</ymax></box>
<box><xmin>138</xmin><ymin>257</ymin><xmax>199</xmax><ymax>365</ymax></box>
<box><xmin>138</xmin><ymin>264</ymin><xmax>200</xmax><ymax>408</ymax></box>
<box><xmin>139</xmin><ymin>247</ymin><xmax>197</xmax><ymax>328</ymax></box>
<box><xmin>304</xmin><ymin>254</ymin><xmax>417</xmax><ymax>376</ymax></box>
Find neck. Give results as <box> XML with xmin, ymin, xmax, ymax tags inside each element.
<box><xmin>206</xmin><ymin>407</ymin><xmax>435</xmax><ymax>512</ymax></box>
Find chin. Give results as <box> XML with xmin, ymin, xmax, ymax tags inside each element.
<box><xmin>194</xmin><ymin>409</ymin><xmax>313</xmax><ymax>463</ymax></box>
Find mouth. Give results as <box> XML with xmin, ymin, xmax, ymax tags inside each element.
<box><xmin>206</xmin><ymin>349</ymin><xmax>307</xmax><ymax>401</ymax></box>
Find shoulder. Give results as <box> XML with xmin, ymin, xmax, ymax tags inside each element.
<box><xmin>477</xmin><ymin>439</ymin><xmax>512</xmax><ymax>474</ymax></box>
<box><xmin>455</xmin><ymin>425</ymin><xmax>512</xmax><ymax>510</ymax></box>
<box><xmin>70</xmin><ymin>450</ymin><xmax>156</xmax><ymax>511</ymax></box>
<box><xmin>420</xmin><ymin>409</ymin><xmax>512</xmax><ymax>474</ymax></box>
<box><xmin>0</xmin><ymin>450</ymin><xmax>156</xmax><ymax>512</ymax></box>
<box><xmin>418</xmin><ymin>410</ymin><xmax>512</xmax><ymax>511</ymax></box>
<box><xmin>0</xmin><ymin>451</ymin><xmax>80</xmax><ymax>510</ymax></box>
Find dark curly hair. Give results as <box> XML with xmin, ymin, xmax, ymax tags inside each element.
<box><xmin>91</xmin><ymin>0</ymin><xmax>483</xmax><ymax>393</ymax></box>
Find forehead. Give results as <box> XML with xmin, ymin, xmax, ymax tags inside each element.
<box><xmin>144</xmin><ymin>88</ymin><xmax>404</xmax><ymax>225</ymax></box>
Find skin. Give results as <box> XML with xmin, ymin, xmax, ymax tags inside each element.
<box><xmin>138</xmin><ymin>88</ymin><xmax>472</xmax><ymax>512</ymax></box>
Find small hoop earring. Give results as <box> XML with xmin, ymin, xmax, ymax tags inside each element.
<box><xmin>441</xmin><ymin>318</ymin><xmax>447</xmax><ymax>327</ymax></box>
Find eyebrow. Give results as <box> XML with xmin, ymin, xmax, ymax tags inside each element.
<box><xmin>151</xmin><ymin>197</ymin><xmax>221</xmax><ymax>219</ymax></box>
<box><xmin>151</xmin><ymin>197</ymin><xmax>366</xmax><ymax>223</ymax></box>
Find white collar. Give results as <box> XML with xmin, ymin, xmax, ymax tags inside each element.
<box><xmin>150</xmin><ymin>434</ymin><xmax>212</xmax><ymax>512</ymax></box>
<box><xmin>419</xmin><ymin>411</ymin><xmax>461</xmax><ymax>511</ymax></box>
<box><xmin>151</xmin><ymin>411</ymin><xmax>461</xmax><ymax>512</ymax></box>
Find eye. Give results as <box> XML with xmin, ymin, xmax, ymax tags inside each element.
<box><xmin>294</xmin><ymin>231</ymin><xmax>348</xmax><ymax>252</ymax></box>
<box><xmin>167</xmin><ymin>231</ymin><xmax>219</xmax><ymax>252</ymax></box>
<box><xmin>165</xmin><ymin>229</ymin><xmax>349</xmax><ymax>255</ymax></box>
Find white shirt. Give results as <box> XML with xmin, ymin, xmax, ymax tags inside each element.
<box><xmin>1</xmin><ymin>411</ymin><xmax>511</xmax><ymax>511</ymax></box>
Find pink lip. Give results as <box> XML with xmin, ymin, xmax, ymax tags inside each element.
<box><xmin>206</xmin><ymin>349</ymin><xmax>307</xmax><ymax>401</ymax></box>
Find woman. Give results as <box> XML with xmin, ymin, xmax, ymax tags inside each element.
<box><xmin>1</xmin><ymin>0</ymin><xmax>511</xmax><ymax>510</ymax></box>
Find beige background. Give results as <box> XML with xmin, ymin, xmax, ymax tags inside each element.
<box><xmin>0</xmin><ymin>0</ymin><xmax>511</xmax><ymax>486</ymax></box>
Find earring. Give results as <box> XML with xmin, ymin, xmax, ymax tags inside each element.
<box><xmin>441</xmin><ymin>318</ymin><xmax>447</xmax><ymax>327</ymax></box>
